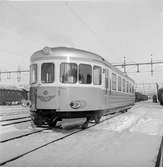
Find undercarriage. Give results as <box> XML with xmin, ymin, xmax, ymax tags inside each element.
<box><xmin>30</xmin><ymin>109</ymin><xmax>103</xmax><ymax>128</ymax></box>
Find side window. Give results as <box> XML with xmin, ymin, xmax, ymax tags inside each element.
<box><xmin>105</xmin><ymin>69</ymin><xmax>109</xmax><ymax>89</ymax></box>
<box><xmin>132</xmin><ymin>85</ymin><xmax>135</xmax><ymax>93</ymax></box>
<box><xmin>60</xmin><ymin>63</ymin><xmax>77</xmax><ymax>83</ymax></box>
<box><xmin>30</xmin><ymin>64</ymin><xmax>37</xmax><ymax>84</ymax></box>
<box><xmin>112</xmin><ymin>73</ymin><xmax>117</xmax><ymax>91</ymax></box>
<box><xmin>123</xmin><ymin>79</ymin><xmax>125</xmax><ymax>92</ymax></box>
<box><xmin>93</xmin><ymin>66</ymin><xmax>102</xmax><ymax>85</ymax></box>
<box><xmin>79</xmin><ymin>64</ymin><xmax>92</xmax><ymax>84</ymax></box>
<box><xmin>129</xmin><ymin>83</ymin><xmax>132</xmax><ymax>93</ymax></box>
<box><xmin>126</xmin><ymin>81</ymin><xmax>129</xmax><ymax>93</ymax></box>
<box><xmin>118</xmin><ymin>76</ymin><xmax>122</xmax><ymax>91</ymax></box>
<box><xmin>41</xmin><ymin>63</ymin><xmax>54</xmax><ymax>83</ymax></box>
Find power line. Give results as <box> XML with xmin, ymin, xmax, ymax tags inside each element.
<box><xmin>113</xmin><ymin>55</ymin><xmax>163</xmax><ymax>75</ymax></box>
<box><xmin>64</xmin><ymin>2</ymin><xmax>110</xmax><ymax>55</ymax></box>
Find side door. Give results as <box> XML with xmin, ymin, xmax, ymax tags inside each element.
<box><xmin>104</xmin><ymin>69</ymin><xmax>109</xmax><ymax>105</ymax></box>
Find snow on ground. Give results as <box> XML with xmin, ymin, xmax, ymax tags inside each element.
<box><xmin>1</xmin><ymin>101</ymin><xmax>163</xmax><ymax>167</ymax></box>
<box><xmin>100</xmin><ymin>105</ymin><xmax>147</xmax><ymax>132</ymax></box>
<box><xmin>100</xmin><ymin>101</ymin><xmax>163</xmax><ymax>136</ymax></box>
<box><xmin>130</xmin><ymin>102</ymin><xmax>163</xmax><ymax>136</ymax></box>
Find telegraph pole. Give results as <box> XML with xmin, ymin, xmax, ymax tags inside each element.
<box><xmin>123</xmin><ymin>56</ymin><xmax>126</xmax><ymax>73</ymax></box>
<box><xmin>113</xmin><ymin>55</ymin><xmax>163</xmax><ymax>74</ymax></box>
<box><xmin>150</xmin><ymin>54</ymin><xmax>153</xmax><ymax>76</ymax></box>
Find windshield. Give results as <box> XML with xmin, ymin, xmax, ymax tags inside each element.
<box><xmin>60</xmin><ymin>63</ymin><xmax>77</xmax><ymax>83</ymax></box>
<box><xmin>41</xmin><ymin>63</ymin><xmax>54</xmax><ymax>83</ymax></box>
<box><xmin>30</xmin><ymin>64</ymin><xmax>37</xmax><ymax>84</ymax></box>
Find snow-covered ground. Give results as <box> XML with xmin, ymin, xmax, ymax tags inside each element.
<box><xmin>0</xmin><ymin>101</ymin><xmax>163</xmax><ymax>167</ymax></box>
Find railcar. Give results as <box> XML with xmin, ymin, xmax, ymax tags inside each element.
<box><xmin>152</xmin><ymin>95</ymin><xmax>157</xmax><ymax>103</ymax></box>
<box><xmin>135</xmin><ymin>92</ymin><xmax>148</xmax><ymax>102</ymax></box>
<box><xmin>0</xmin><ymin>86</ymin><xmax>28</xmax><ymax>105</ymax></box>
<box><xmin>158</xmin><ymin>88</ymin><xmax>163</xmax><ymax>105</ymax></box>
<box><xmin>30</xmin><ymin>47</ymin><xmax>135</xmax><ymax>128</ymax></box>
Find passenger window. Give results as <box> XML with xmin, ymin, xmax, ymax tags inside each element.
<box><xmin>126</xmin><ymin>81</ymin><xmax>129</xmax><ymax>93</ymax></box>
<box><xmin>132</xmin><ymin>85</ymin><xmax>134</xmax><ymax>93</ymax></box>
<box><xmin>79</xmin><ymin>64</ymin><xmax>92</xmax><ymax>84</ymax></box>
<box><xmin>122</xmin><ymin>79</ymin><xmax>125</xmax><ymax>92</ymax></box>
<box><xmin>129</xmin><ymin>83</ymin><xmax>132</xmax><ymax>93</ymax></box>
<box><xmin>105</xmin><ymin>69</ymin><xmax>109</xmax><ymax>89</ymax></box>
<box><xmin>112</xmin><ymin>73</ymin><xmax>117</xmax><ymax>91</ymax></box>
<box><xmin>60</xmin><ymin>63</ymin><xmax>77</xmax><ymax>83</ymax></box>
<box><xmin>93</xmin><ymin>66</ymin><xmax>102</xmax><ymax>85</ymax></box>
<box><xmin>30</xmin><ymin>64</ymin><xmax>37</xmax><ymax>84</ymax></box>
<box><xmin>118</xmin><ymin>76</ymin><xmax>122</xmax><ymax>91</ymax></box>
<box><xmin>41</xmin><ymin>63</ymin><xmax>54</xmax><ymax>83</ymax></box>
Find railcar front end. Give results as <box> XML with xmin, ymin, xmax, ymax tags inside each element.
<box><xmin>30</xmin><ymin>47</ymin><xmax>135</xmax><ymax>128</ymax></box>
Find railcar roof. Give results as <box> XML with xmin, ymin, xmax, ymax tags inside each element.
<box><xmin>31</xmin><ymin>47</ymin><xmax>134</xmax><ymax>83</ymax></box>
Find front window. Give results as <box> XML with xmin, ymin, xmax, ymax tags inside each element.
<box><xmin>30</xmin><ymin>64</ymin><xmax>37</xmax><ymax>84</ymax></box>
<box><xmin>93</xmin><ymin>66</ymin><xmax>102</xmax><ymax>85</ymax></box>
<box><xmin>60</xmin><ymin>63</ymin><xmax>77</xmax><ymax>83</ymax></box>
<box><xmin>79</xmin><ymin>64</ymin><xmax>92</xmax><ymax>84</ymax></box>
<box><xmin>41</xmin><ymin>63</ymin><xmax>54</xmax><ymax>83</ymax></box>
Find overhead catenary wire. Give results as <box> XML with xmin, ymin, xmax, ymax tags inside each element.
<box><xmin>64</xmin><ymin>2</ymin><xmax>110</xmax><ymax>56</ymax></box>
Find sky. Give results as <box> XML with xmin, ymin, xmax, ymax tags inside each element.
<box><xmin>0</xmin><ymin>0</ymin><xmax>163</xmax><ymax>90</ymax></box>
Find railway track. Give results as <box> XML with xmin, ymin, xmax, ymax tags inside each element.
<box><xmin>1</xmin><ymin>119</ymin><xmax>31</xmax><ymax>126</ymax></box>
<box><xmin>0</xmin><ymin>112</ymin><xmax>122</xmax><ymax>166</ymax></box>
<box><xmin>0</xmin><ymin>116</ymin><xmax>30</xmax><ymax>123</ymax></box>
<box><xmin>0</xmin><ymin>128</ymin><xmax>46</xmax><ymax>143</ymax></box>
<box><xmin>0</xmin><ymin>111</ymin><xmax>28</xmax><ymax>117</ymax></box>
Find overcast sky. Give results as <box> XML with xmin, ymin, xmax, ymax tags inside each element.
<box><xmin>0</xmin><ymin>0</ymin><xmax>163</xmax><ymax>86</ymax></box>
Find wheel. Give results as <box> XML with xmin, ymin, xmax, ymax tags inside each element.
<box><xmin>81</xmin><ymin>117</ymin><xmax>90</xmax><ymax>129</ymax></box>
<box><xmin>121</xmin><ymin>109</ymin><xmax>127</xmax><ymax>113</ymax></box>
<box><xmin>31</xmin><ymin>113</ymin><xmax>44</xmax><ymax>127</ymax></box>
<box><xmin>81</xmin><ymin>121</ymin><xmax>89</xmax><ymax>129</ymax></box>
<box><xmin>47</xmin><ymin>116</ymin><xmax>59</xmax><ymax>128</ymax></box>
<box><xmin>94</xmin><ymin>114</ymin><xmax>102</xmax><ymax>124</ymax></box>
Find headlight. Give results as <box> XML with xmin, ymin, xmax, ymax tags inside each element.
<box><xmin>70</xmin><ymin>100</ymin><xmax>81</xmax><ymax>109</ymax></box>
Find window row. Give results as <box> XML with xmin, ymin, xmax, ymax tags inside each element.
<box><xmin>30</xmin><ymin>63</ymin><xmax>134</xmax><ymax>94</ymax></box>
<box><xmin>111</xmin><ymin>73</ymin><xmax>134</xmax><ymax>93</ymax></box>
<box><xmin>30</xmin><ymin>63</ymin><xmax>102</xmax><ymax>85</ymax></box>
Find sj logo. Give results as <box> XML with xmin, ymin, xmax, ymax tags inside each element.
<box><xmin>37</xmin><ymin>95</ymin><xmax>56</xmax><ymax>102</ymax></box>
<box><xmin>37</xmin><ymin>90</ymin><xmax>56</xmax><ymax>102</ymax></box>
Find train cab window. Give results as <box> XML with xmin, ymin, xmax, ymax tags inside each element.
<box><xmin>122</xmin><ymin>79</ymin><xmax>125</xmax><ymax>92</ymax></box>
<box><xmin>60</xmin><ymin>63</ymin><xmax>77</xmax><ymax>83</ymax></box>
<box><xmin>79</xmin><ymin>64</ymin><xmax>92</xmax><ymax>84</ymax></box>
<box><xmin>93</xmin><ymin>66</ymin><xmax>102</xmax><ymax>85</ymax></box>
<box><xmin>30</xmin><ymin>64</ymin><xmax>37</xmax><ymax>84</ymax></box>
<box><xmin>41</xmin><ymin>63</ymin><xmax>54</xmax><ymax>83</ymax></box>
<box><xmin>118</xmin><ymin>76</ymin><xmax>122</xmax><ymax>91</ymax></box>
<box><xmin>112</xmin><ymin>73</ymin><xmax>117</xmax><ymax>91</ymax></box>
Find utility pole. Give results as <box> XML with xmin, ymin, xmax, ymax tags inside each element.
<box><xmin>150</xmin><ymin>54</ymin><xmax>153</xmax><ymax>76</ymax></box>
<box><xmin>113</xmin><ymin>55</ymin><xmax>163</xmax><ymax>74</ymax></box>
<box><xmin>123</xmin><ymin>56</ymin><xmax>126</xmax><ymax>73</ymax></box>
